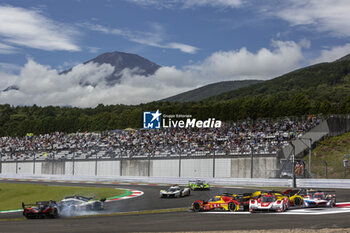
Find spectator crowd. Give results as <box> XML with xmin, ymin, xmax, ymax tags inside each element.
<box><xmin>0</xmin><ymin>116</ymin><xmax>322</xmax><ymax>160</ymax></box>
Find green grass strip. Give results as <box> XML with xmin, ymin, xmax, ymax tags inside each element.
<box><xmin>0</xmin><ymin>183</ymin><xmax>125</xmax><ymax>211</ymax></box>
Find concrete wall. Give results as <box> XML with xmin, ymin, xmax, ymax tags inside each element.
<box><xmin>34</xmin><ymin>162</ymin><xmax>41</xmax><ymax>175</ymax></box>
<box><xmin>17</xmin><ymin>162</ymin><xmax>33</xmax><ymax>175</ymax></box>
<box><xmin>121</xmin><ymin>160</ymin><xmax>149</xmax><ymax>176</ymax></box>
<box><xmin>74</xmin><ymin>161</ymin><xmax>95</xmax><ymax>176</ymax></box>
<box><xmin>42</xmin><ymin>161</ymin><xmax>65</xmax><ymax>175</ymax></box>
<box><xmin>152</xmin><ymin>159</ymin><xmax>179</xmax><ymax>177</ymax></box>
<box><xmin>2</xmin><ymin>162</ymin><xmax>16</xmax><ymax>174</ymax></box>
<box><xmin>97</xmin><ymin>160</ymin><xmax>120</xmax><ymax>176</ymax></box>
<box><xmin>215</xmin><ymin>159</ymin><xmax>231</xmax><ymax>178</ymax></box>
<box><xmin>0</xmin><ymin>157</ymin><xmax>277</xmax><ymax>178</ymax></box>
<box><xmin>181</xmin><ymin>159</ymin><xmax>213</xmax><ymax>178</ymax></box>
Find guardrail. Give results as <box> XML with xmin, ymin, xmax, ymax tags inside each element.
<box><xmin>2</xmin><ymin>174</ymin><xmax>349</xmax><ymax>189</ymax></box>
<box><xmin>0</xmin><ymin>173</ymin><xmax>292</xmax><ymax>187</ymax></box>
<box><xmin>297</xmin><ymin>179</ymin><xmax>350</xmax><ymax>189</ymax></box>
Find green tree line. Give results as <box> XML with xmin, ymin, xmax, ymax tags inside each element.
<box><xmin>1</xmin><ymin>92</ymin><xmax>350</xmax><ymax>137</ymax></box>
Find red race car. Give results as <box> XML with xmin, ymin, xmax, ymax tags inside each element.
<box><xmin>22</xmin><ymin>201</ymin><xmax>59</xmax><ymax>219</ymax></box>
<box><xmin>191</xmin><ymin>195</ymin><xmax>241</xmax><ymax>212</ymax></box>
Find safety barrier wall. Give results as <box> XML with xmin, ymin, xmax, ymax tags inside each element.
<box><xmin>0</xmin><ymin>156</ymin><xmax>278</xmax><ymax>179</ymax></box>
<box><xmin>3</xmin><ymin>173</ymin><xmax>350</xmax><ymax>189</ymax></box>
<box><xmin>297</xmin><ymin>179</ymin><xmax>350</xmax><ymax>189</ymax></box>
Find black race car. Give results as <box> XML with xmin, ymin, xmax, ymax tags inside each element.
<box><xmin>22</xmin><ymin>201</ymin><xmax>59</xmax><ymax>219</ymax></box>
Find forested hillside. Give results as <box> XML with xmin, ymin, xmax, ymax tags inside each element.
<box><xmin>1</xmin><ymin>56</ymin><xmax>350</xmax><ymax>136</ymax></box>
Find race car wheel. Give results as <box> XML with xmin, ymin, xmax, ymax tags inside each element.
<box><xmin>51</xmin><ymin>209</ymin><xmax>59</xmax><ymax>218</ymax></box>
<box><xmin>193</xmin><ymin>202</ymin><xmax>201</xmax><ymax>212</ymax></box>
<box><xmin>69</xmin><ymin>206</ymin><xmax>76</xmax><ymax>215</ymax></box>
<box><xmin>228</xmin><ymin>202</ymin><xmax>237</xmax><ymax>212</ymax></box>
<box><xmin>94</xmin><ymin>202</ymin><xmax>101</xmax><ymax>210</ymax></box>
<box><xmin>281</xmin><ymin>203</ymin><xmax>286</xmax><ymax>212</ymax></box>
<box><xmin>294</xmin><ymin>197</ymin><xmax>301</xmax><ymax>206</ymax></box>
<box><xmin>330</xmin><ymin>200</ymin><xmax>336</xmax><ymax>208</ymax></box>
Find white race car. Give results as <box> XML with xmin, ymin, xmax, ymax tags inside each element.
<box><xmin>58</xmin><ymin>195</ymin><xmax>106</xmax><ymax>215</ymax></box>
<box><xmin>302</xmin><ymin>190</ymin><xmax>336</xmax><ymax>208</ymax></box>
<box><xmin>249</xmin><ymin>193</ymin><xmax>289</xmax><ymax>213</ymax></box>
<box><xmin>160</xmin><ymin>185</ymin><xmax>191</xmax><ymax>198</ymax></box>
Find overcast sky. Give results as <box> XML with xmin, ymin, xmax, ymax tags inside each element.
<box><xmin>1</xmin><ymin>0</ymin><xmax>350</xmax><ymax>107</ymax></box>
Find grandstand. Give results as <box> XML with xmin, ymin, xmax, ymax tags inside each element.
<box><xmin>0</xmin><ymin>116</ymin><xmax>322</xmax><ymax>162</ymax></box>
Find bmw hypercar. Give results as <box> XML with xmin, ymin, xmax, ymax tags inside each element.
<box><xmin>160</xmin><ymin>185</ymin><xmax>190</xmax><ymax>198</ymax></box>
<box><xmin>301</xmin><ymin>190</ymin><xmax>336</xmax><ymax>208</ymax></box>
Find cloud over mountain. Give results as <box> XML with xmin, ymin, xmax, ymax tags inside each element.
<box><xmin>0</xmin><ymin>40</ymin><xmax>305</xmax><ymax>107</ymax></box>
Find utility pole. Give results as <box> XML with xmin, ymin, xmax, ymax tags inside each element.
<box><xmin>212</xmin><ymin>147</ymin><xmax>216</xmax><ymax>178</ymax></box>
<box><xmin>299</xmin><ymin>137</ymin><xmax>312</xmax><ymax>177</ymax></box>
<box><xmin>291</xmin><ymin>143</ymin><xmax>296</xmax><ymax>188</ymax></box>
<box><xmin>250</xmin><ymin>145</ymin><xmax>254</xmax><ymax>178</ymax></box>
<box><xmin>178</xmin><ymin>149</ymin><xmax>181</xmax><ymax>178</ymax></box>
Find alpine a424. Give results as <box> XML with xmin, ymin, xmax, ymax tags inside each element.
<box><xmin>160</xmin><ymin>185</ymin><xmax>191</xmax><ymax>198</ymax></box>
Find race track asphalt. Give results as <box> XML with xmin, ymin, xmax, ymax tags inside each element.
<box><xmin>1</xmin><ymin>181</ymin><xmax>350</xmax><ymax>232</ymax></box>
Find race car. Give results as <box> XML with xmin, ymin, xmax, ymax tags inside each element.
<box><xmin>189</xmin><ymin>180</ymin><xmax>210</xmax><ymax>190</ymax></box>
<box><xmin>160</xmin><ymin>185</ymin><xmax>190</xmax><ymax>198</ymax></box>
<box><xmin>58</xmin><ymin>195</ymin><xmax>106</xmax><ymax>214</ymax></box>
<box><xmin>249</xmin><ymin>192</ymin><xmax>289</xmax><ymax>213</ymax></box>
<box><xmin>191</xmin><ymin>195</ymin><xmax>240</xmax><ymax>212</ymax></box>
<box><xmin>22</xmin><ymin>200</ymin><xmax>59</xmax><ymax>219</ymax></box>
<box><xmin>220</xmin><ymin>192</ymin><xmax>252</xmax><ymax>211</ymax></box>
<box><xmin>282</xmin><ymin>189</ymin><xmax>305</xmax><ymax>207</ymax></box>
<box><xmin>301</xmin><ymin>189</ymin><xmax>336</xmax><ymax>208</ymax></box>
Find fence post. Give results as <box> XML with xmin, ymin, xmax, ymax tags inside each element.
<box><xmin>213</xmin><ymin>150</ymin><xmax>215</xmax><ymax>178</ymax></box>
<box><xmin>178</xmin><ymin>151</ymin><xmax>181</xmax><ymax>178</ymax></box>
<box><xmin>309</xmin><ymin>138</ymin><xmax>312</xmax><ymax>176</ymax></box>
<box><xmin>16</xmin><ymin>156</ymin><xmax>18</xmax><ymax>174</ymax></box>
<box><xmin>95</xmin><ymin>147</ymin><xmax>98</xmax><ymax>176</ymax></box>
<box><xmin>148</xmin><ymin>152</ymin><xmax>151</xmax><ymax>177</ymax></box>
<box><xmin>52</xmin><ymin>156</ymin><xmax>54</xmax><ymax>175</ymax></box>
<box><xmin>119</xmin><ymin>152</ymin><xmax>122</xmax><ymax>176</ymax></box>
<box><xmin>33</xmin><ymin>155</ymin><xmax>35</xmax><ymax>175</ymax></box>
<box><xmin>291</xmin><ymin>143</ymin><xmax>296</xmax><ymax>188</ymax></box>
<box><xmin>72</xmin><ymin>152</ymin><xmax>75</xmax><ymax>176</ymax></box>
<box><xmin>250</xmin><ymin>147</ymin><xmax>254</xmax><ymax>178</ymax></box>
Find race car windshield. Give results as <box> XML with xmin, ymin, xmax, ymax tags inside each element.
<box><xmin>261</xmin><ymin>196</ymin><xmax>276</xmax><ymax>202</ymax></box>
<box><xmin>168</xmin><ymin>188</ymin><xmax>178</xmax><ymax>192</ymax></box>
<box><xmin>313</xmin><ymin>193</ymin><xmax>325</xmax><ymax>199</ymax></box>
<box><xmin>209</xmin><ymin>197</ymin><xmax>221</xmax><ymax>202</ymax></box>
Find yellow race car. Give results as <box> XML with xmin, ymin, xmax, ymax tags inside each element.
<box><xmin>282</xmin><ymin>189</ymin><xmax>305</xmax><ymax>207</ymax></box>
